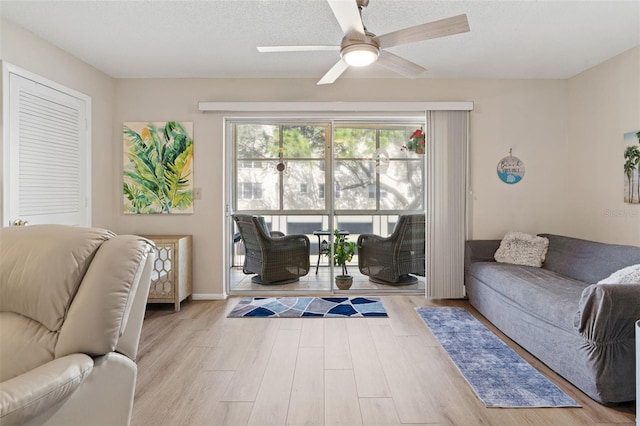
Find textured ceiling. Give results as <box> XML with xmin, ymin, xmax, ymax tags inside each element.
<box><xmin>1</xmin><ymin>0</ymin><xmax>639</xmax><ymax>80</ymax></box>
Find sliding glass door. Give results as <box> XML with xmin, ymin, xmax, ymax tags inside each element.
<box><xmin>228</xmin><ymin>118</ymin><xmax>426</xmax><ymax>294</ymax></box>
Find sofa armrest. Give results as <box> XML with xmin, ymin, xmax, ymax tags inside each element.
<box><xmin>464</xmin><ymin>240</ymin><xmax>500</xmax><ymax>271</ymax></box>
<box><xmin>574</xmin><ymin>284</ymin><xmax>640</xmax><ymax>343</ymax></box>
<box><xmin>0</xmin><ymin>354</ymin><xmax>93</xmax><ymax>426</ymax></box>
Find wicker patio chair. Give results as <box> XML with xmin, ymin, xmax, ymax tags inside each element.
<box><xmin>233</xmin><ymin>214</ymin><xmax>311</xmax><ymax>284</ymax></box>
<box><xmin>357</xmin><ymin>214</ymin><xmax>426</xmax><ymax>284</ymax></box>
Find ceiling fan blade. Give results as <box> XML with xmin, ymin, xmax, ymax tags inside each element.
<box><xmin>317</xmin><ymin>60</ymin><xmax>349</xmax><ymax>85</ymax></box>
<box><xmin>257</xmin><ymin>45</ymin><xmax>340</xmax><ymax>53</ymax></box>
<box><xmin>377</xmin><ymin>50</ymin><xmax>427</xmax><ymax>78</ymax></box>
<box><xmin>327</xmin><ymin>0</ymin><xmax>366</xmax><ymax>40</ymax></box>
<box><xmin>374</xmin><ymin>14</ymin><xmax>470</xmax><ymax>49</ymax></box>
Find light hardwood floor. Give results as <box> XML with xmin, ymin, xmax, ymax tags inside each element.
<box><xmin>132</xmin><ymin>296</ymin><xmax>636</xmax><ymax>426</ymax></box>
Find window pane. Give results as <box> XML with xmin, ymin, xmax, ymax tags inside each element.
<box><xmin>236</xmin><ymin>160</ymin><xmax>280</xmax><ymax>210</ymax></box>
<box><xmin>283</xmin><ymin>125</ymin><xmax>326</xmax><ymax>158</ymax></box>
<box><xmin>335</xmin><ymin>215</ymin><xmax>373</xmax><ymax>235</ymax></box>
<box><xmin>236</xmin><ymin>124</ymin><xmax>279</xmax><ymax>159</ymax></box>
<box><xmin>334</xmin><ymin>160</ymin><xmax>376</xmax><ymax>210</ymax></box>
<box><xmin>283</xmin><ymin>160</ymin><xmax>326</xmax><ymax>210</ymax></box>
<box><xmin>334</xmin><ymin>127</ymin><xmax>375</xmax><ymax>158</ymax></box>
<box><xmin>380</xmin><ymin>127</ymin><xmax>418</xmax><ymax>158</ymax></box>
<box><xmin>232</xmin><ymin>121</ymin><xmax>425</xmax><ymax>213</ymax></box>
<box><xmin>380</xmin><ymin>160</ymin><xmax>424</xmax><ymax>210</ymax></box>
<box><xmin>238</xmin><ymin>182</ymin><xmax>263</xmax><ymax>200</ymax></box>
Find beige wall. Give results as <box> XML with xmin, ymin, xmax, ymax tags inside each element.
<box><xmin>0</xmin><ymin>19</ymin><xmax>116</xmax><ymax>229</ymax></box>
<box><xmin>567</xmin><ymin>47</ymin><xmax>640</xmax><ymax>246</ymax></box>
<box><xmin>2</xmin><ymin>19</ymin><xmax>637</xmax><ymax>297</ymax></box>
<box><xmin>113</xmin><ymin>78</ymin><xmax>571</xmax><ymax>296</ymax></box>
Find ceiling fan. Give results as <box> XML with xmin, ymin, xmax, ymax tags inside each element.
<box><xmin>257</xmin><ymin>0</ymin><xmax>470</xmax><ymax>85</ymax></box>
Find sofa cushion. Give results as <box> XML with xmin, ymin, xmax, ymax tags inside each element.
<box><xmin>494</xmin><ymin>232</ymin><xmax>549</xmax><ymax>267</ymax></box>
<box><xmin>0</xmin><ymin>225</ymin><xmax>114</xmax><ymax>332</ymax></box>
<box><xmin>540</xmin><ymin>234</ymin><xmax>640</xmax><ymax>284</ymax></box>
<box><xmin>468</xmin><ymin>262</ymin><xmax>588</xmax><ymax>331</ymax></box>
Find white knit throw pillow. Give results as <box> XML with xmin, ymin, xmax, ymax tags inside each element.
<box><xmin>597</xmin><ymin>264</ymin><xmax>640</xmax><ymax>284</ymax></box>
<box><xmin>494</xmin><ymin>232</ymin><xmax>549</xmax><ymax>267</ymax></box>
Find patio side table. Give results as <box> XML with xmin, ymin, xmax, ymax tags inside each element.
<box><xmin>313</xmin><ymin>229</ymin><xmax>349</xmax><ymax>274</ymax></box>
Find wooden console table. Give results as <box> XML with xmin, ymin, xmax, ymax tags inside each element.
<box><xmin>143</xmin><ymin>234</ymin><xmax>192</xmax><ymax>312</ymax></box>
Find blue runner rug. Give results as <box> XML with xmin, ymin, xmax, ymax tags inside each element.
<box><xmin>416</xmin><ymin>306</ymin><xmax>580</xmax><ymax>408</ymax></box>
<box><xmin>229</xmin><ymin>297</ymin><xmax>388</xmax><ymax>318</ymax></box>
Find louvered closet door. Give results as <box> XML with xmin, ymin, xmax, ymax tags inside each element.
<box><xmin>4</xmin><ymin>70</ymin><xmax>90</xmax><ymax>227</ymax></box>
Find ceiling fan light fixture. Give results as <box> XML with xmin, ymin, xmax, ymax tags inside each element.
<box><xmin>341</xmin><ymin>43</ymin><xmax>379</xmax><ymax>67</ymax></box>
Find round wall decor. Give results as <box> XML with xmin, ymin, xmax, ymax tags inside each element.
<box><xmin>497</xmin><ymin>150</ymin><xmax>525</xmax><ymax>184</ymax></box>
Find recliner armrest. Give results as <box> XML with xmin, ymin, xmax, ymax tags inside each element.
<box><xmin>116</xmin><ymin>242</ymin><xmax>154</xmax><ymax>360</ymax></box>
<box><xmin>56</xmin><ymin>236</ymin><xmax>154</xmax><ymax>359</ymax></box>
<box><xmin>0</xmin><ymin>354</ymin><xmax>93</xmax><ymax>426</ymax></box>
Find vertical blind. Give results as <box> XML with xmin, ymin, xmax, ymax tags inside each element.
<box><xmin>426</xmin><ymin>110</ymin><xmax>469</xmax><ymax>298</ymax></box>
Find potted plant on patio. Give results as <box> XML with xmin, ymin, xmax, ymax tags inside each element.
<box><xmin>323</xmin><ymin>229</ymin><xmax>358</xmax><ymax>290</ymax></box>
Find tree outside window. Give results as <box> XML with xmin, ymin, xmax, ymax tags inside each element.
<box><xmin>233</xmin><ymin>121</ymin><xmax>424</xmax><ymax>213</ymax></box>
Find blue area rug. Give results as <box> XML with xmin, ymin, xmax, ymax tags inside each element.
<box><xmin>229</xmin><ymin>297</ymin><xmax>388</xmax><ymax>318</ymax></box>
<box><xmin>415</xmin><ymin>306</ymin><xmax>580</xmax><ymax>408</ymax></box>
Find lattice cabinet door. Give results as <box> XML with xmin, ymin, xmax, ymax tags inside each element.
<box><xmin>142</xmin><ymin>235</ymin><xmax>192</xmax><ymax>312</ymax></box>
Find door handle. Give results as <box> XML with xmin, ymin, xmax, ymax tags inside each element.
<box><xmin>12</xmin><ymin>219</ymin><xmax>29</xmax><ymax>226</ymax></box>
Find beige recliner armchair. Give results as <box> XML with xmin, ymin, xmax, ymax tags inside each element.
<box><xmin>0</xmin><ymin>225</ymin><xmax>154</xmax><ymax>426</ymax></box>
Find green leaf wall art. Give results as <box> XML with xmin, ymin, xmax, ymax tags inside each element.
<box><xmin>123</xmin><ymin>121</ymin><xmax>194</xmax><ymax>214</ymax></box>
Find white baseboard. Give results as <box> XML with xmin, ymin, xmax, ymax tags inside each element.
<box><xmin>192</xmin><ymin>293</ymin><xmax>228</xmax><ymax>300</ymax></box>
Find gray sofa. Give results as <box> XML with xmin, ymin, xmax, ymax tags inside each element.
<box><xmin>465</xmin><ymin>234</ymin><xmax>640</xmax><ymax>404</ymax></box>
